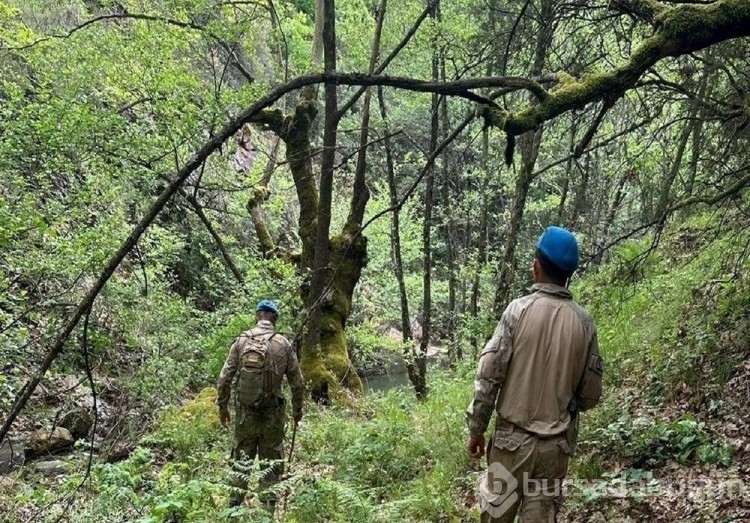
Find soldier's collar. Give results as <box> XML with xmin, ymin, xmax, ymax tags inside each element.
<box><xmin>256</xmin><ymin>319</ymin><xmax>275</xmax><ymax>330</ymax></box>
<box><xmin>529</xmin><ymin>282</ymin><xmax>573</xmax><ymax>299</ymax></box>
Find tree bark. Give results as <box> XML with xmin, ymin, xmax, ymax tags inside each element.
<box><xmin>557</xmin><ymin>117</ymin><xmax>578</xmax><ymax>222</ymax></box>
<box><xmin>414</xmin><ymin>0</ymin><xmax>442</xmax><ymax>400</ymax></box>
<box><xmin>438</xmin><ymin>36</ymin><xmax>459</xmax><ymax>364</ymax></box>
<box><xmin>344</xmin><ymin>0</ymin><xmax>386</xmax><ymax>234</ymax></box>
<box><xmin>469</xmin><ymin>129</ymin><xmax>490</xmax><ymax>354</ymax></box>
<box><xmin>655</xmin><ymin>70</ymin><xmax>709</xmax><ymax>220</ymax></box>
<box><xmin>569</xmin><ymin>154</ymin><xmax>591</xmax><ymax>227</ymax></box>
<box><xmin>493</xmin><ymin>0</ymin><xmax>553</xmax><ymax>314</ymax></box>
<box><xmin>654</xmin><ymin>119</ymin><xmax>693</xmax><ymax>223</ymax></box>
<box><xmin>378</xmin><ymin>86</ymin><xmax>424</xmax><ymax>395</ymax></box>
<box><xmin>301</xmin><ymin>0</ymin><xmax>349</xmax><ymax>401</ymax></box>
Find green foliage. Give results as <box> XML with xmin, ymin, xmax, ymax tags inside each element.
<box><xmin>575</xmin><ymin>215</ymin><xmax>750</xmax><ymax>393</ymax></box>
<box><xmin>346</xmin><ymin>321</ymin><xmax>404</xmax><ymax>369</ymax></box>
<box><xmin>287</xmin><ymin>368</ymin><xmax>475</xmax><ymax>522</ymax></box>
<box><xmin>2</xmin><ymin>0</ymin><xmax>750</xmax><ymax>521</ymax></box>
<box><xmin>141</xmin><ymin>388</ymin><xmax>223</xmax><ymax>455</ymax></box>
<box><xmin>0</xmin><ymin>369</ymin><xmax>477</xmax><ymax>522</ymax></box>
<box><xmin>588</xmin><ymin>413</ymin><xmax>733</xmax><ymax>468</ymax></box>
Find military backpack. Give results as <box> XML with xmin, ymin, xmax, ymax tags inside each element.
<box><xmin>235</xmin><ymin>331</ymin><xmax>278</xmax><ymax>408</ymax></box>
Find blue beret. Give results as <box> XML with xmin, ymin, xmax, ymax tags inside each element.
<box><xmin>256</xmin><ymin>300</ymin><xmax>279</xmax><ymax>314</ymax></box>
<box><xmin>536</xmin><ymin>226</ymin><xmax>579</xmax><ymax>274</ymax></box>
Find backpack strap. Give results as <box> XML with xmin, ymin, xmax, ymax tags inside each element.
<box><xmin>240</xmin><ymin>330</ymin><xmax>276</xmax><ymax>352</ymax></box>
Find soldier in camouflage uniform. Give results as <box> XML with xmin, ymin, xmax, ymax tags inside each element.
<box><xmin>466</xmin><ymin>226</ymin><xmax>603</xmax><ymax>522</ymax></box>
<box><xmin>216</xmin><ymin>300</ymin><xmax>305</xmax><ymax>510</ymax></box>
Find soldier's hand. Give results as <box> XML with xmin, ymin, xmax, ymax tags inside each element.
<box><xmin>467</xmin><ymin>435</ymin><xmax>485</xmax><ymax>460</ymax></box>
<box><xmin>219</xmin><ymin>408</ymin><xmax>231</xmax><ymax>429</ymax></box>
<box><xmin>293</xmin><ymin>410</ymin><xmax>303</xmax><ymax>425</ymax></box>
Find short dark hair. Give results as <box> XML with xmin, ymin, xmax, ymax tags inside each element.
<box><xmin>536</xmin><ymin>248</ymin><xmax>572</xmax><ymax>286</ymax></box>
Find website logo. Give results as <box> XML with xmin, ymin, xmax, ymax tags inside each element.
<box><xmin>477</xmin><ymin>461</ymin><xmax>518</xmax><ymax>518</ymax></box>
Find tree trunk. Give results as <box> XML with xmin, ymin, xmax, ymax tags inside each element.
<box><xmin>557</xmin><ymin>117</ymin><xmax>578</xmax><ymax>222</ymax></box>
<box><xmin>493</xmin><ymin>0</ymin><xmax>554</xmax><ymax>314</ymax></box>
<box><xmin>378</xmin><ymin>86</ymin><xmax>428</xmax><ymax>397</ymax></box>
<box><xmin>439</xmin><ymin>43</ymin><xmax>459</xmax><ymax>364</ymax></box>
<box><xmin>470</xmin><ymin>129</ymin><xmax>490</xmax><ymax>354</ymax></box>
<box><xmin>248</xmin><ymin>0</ymin><xmax>436</xmax><ymax>399</ymax></box>
<box><xmin>653</xmin><ymin>120</ymin><xmax>693</xmax><ymax>225</ymax></box>
<box><xmin>414</xmin><ymin>0</ymin><xmax>441</xmax><ymax>399</ymax></box>
<box><xmin>492</xmin><ymin>137</ymin><xmax>540</xmax><ymax>314</ymax></box>
<box><xmin>655</xmin><ymin>71</ymin><xmax>709</xmax><ymax>221</ymax></box>
<box><xmin>569</xmin><ymin>154</ymin><xmax>590</xmax><ymax>227</ymax></box>
<box><xmin>299</xmin><ymin>0</ymin><xmax>388</xmax><ymax>400</ymax></box>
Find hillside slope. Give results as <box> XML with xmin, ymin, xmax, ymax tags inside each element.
<box><xmin>2</xmin><ymin>215</ymin><xmax>749</xmax><ymax>522</ymax></box>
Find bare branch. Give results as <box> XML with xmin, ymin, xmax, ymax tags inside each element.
<box><xmin>336</xmin><ymin>0</ymin><xmax>440</xmax><ymax>120</ymax></box>
<box><xmin>587</xmin><ymin>164</ymin><xmax>750</xmax><ymax>263</ymax></box>
<box><xmin>574</xmin><ymin>98</ymin><xmax>616</xmax><ymax>157</ymax></box>
<box><xmin>609</xmin><ymin>0</ymin><xmax>667</xmax><ymax>24</ymax></box>
<box><xmin>181</xmin><ymin>189</ymin><xmax>245</xmax><ymax>283</ymax></box>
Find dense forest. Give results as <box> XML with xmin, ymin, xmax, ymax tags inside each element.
<box><xmin>1</xmin><ymin>0</ymin><xmax>750</xmax><ymax>521</ymax></box>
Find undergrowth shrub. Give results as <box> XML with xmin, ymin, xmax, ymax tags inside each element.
<box><xmin>287</xmin><ymin>366</ymin><xmax>475</xmax><ymax>522</ymax></box>
<box><xmin>587</xmin><ymin>413</ymin><xmax>733</xmax><ymax>469</ymax></box>
<box><xmin>576</xmin><ymin>215</ymin><xmax>750</xmax><ymax>394</ymax></box>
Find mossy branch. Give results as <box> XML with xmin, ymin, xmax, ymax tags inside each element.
<box><xmin>249</xmin><ymin>108</ymin><xmax>285</xmax><ymax>136</ymax></box>
<box><xmin>246</xmin><ymin>186</ymin><xmax>275</xmax><ymax>257</ymax></box>
<box><xmin>498</xmin><ymin>0</ymin><xmax>750</xmax><ymax>140</ymax></box>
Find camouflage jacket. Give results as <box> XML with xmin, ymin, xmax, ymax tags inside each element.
<box><xmin>465</xmin><ymin>283</ymin><xmax>600</xmax><ymax>437</ymax></box>
<box><xmin>216</xmin><ymin>320</ymin><xmax>304</xmax><ymax>416</ymax></box>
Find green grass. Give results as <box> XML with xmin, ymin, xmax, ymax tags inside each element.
<box><xmin>2</xmin><ymin>368</ymin><xmax>478</xmax><ymax>523</ymax></box>
<box><xmin>4</xmin><ymin>214</ymin><xmax>749</xmax><ymax>523</ymax></box>
<box><xmin>576</xmin><ymin>215</ymin><xmax>750</xmax><ymax>394</ymax></box>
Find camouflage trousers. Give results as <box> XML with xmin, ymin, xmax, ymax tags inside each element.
<box><xmin>228</xmin><ymin>402</ymin><xmax>286</xmax><ymax>508</ymax></box>
<box><xmin>479</xmin><ymin>419</ymin><xmax>572</xmax><ymax>523</ymax></box>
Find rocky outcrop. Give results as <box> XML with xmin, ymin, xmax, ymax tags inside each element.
<box><xmin>29</xmin><ymin>460</ymin><xmax>67</xmax><ymax>476</ymax></box>
<box><xmin>25</xmin><ymin>427</ymin><xmax>74</xmax><ymax>459</ymax></box>
<box><xmin>60</xmin><ymin>408</ymin><xmax>94</xmax><ymax>440</ymax></box>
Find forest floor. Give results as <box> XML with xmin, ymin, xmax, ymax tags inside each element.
<box><xmin>2</xmin><ymin>358</ymin><xmax>750</xmax><ymax>523</ymax></box>
<box><xmin>562</xmin><ymin>359</ymin><xmax>750</xmax><ymax>522</ymax></box>
<box><xmin>2</xmin><ymin>219</ymin><xmax>750</xmax><ymax>522</ymax></box>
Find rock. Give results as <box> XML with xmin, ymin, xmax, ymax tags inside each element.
<box><xmin>60</xmin><ymin>408</ymin><xmax>94</xmax><ymax>440</ymax></box>
<box><xmin>29</xmin><ymin>460</ymin><xmax>67</xmax><ymax>476</ymax></box>
<box><xmin>0</xmin><ymin>438</ymin><xmax>26</xmax><ymax>475</ymax></box>
<box><xmin>102</xmin><ymin>442</ymin><xmax>135</xmax><ymax>463</ymax></box>
<box><xmin>26</xmin><ymin>427</ymin><xmax>74</xmax><ymax>458</ymax></box>
<box><xmin>40</xmin><ymin>375</ymin><xmax>81</xmax><ymax>405</ymax></box>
